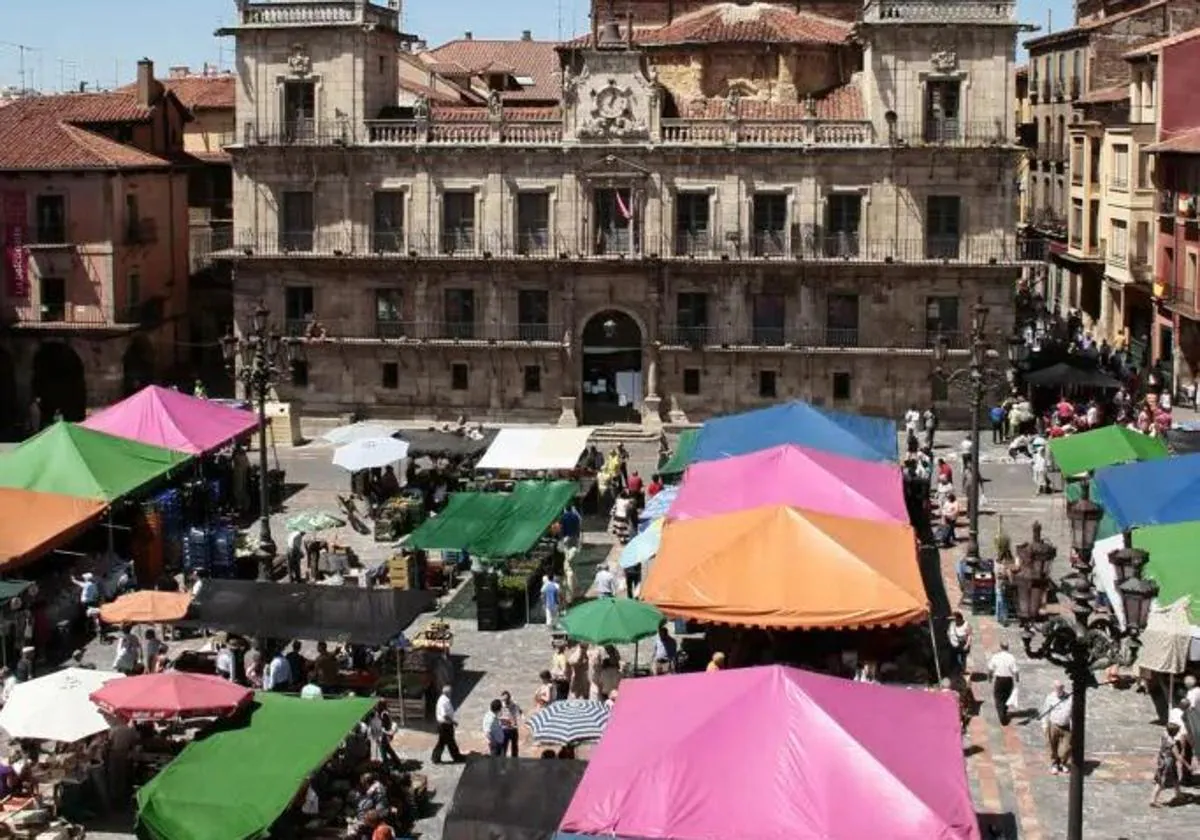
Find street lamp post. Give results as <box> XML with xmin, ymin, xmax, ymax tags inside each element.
<box><xmin>933</xmin><ymin>301</ymin><xmax>1026</xmax><ymax>566</ymax></box>
<box><xmin>221</xmin><ymin>302</ymin><xmax>296</xmax><ymax>581</ymax></box>
<box><xmin>1012</xmin><ymin>497</ymin><xmax>1159</xmax><ymax>840</ymax></box>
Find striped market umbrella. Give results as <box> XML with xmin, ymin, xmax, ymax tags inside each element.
<box><xmin>528</xmin><ymin>699</ymin><xmax>611</xmax><ymax>746</ymax></box>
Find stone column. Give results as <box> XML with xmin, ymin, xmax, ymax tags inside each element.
<box><xmin>642</xmin><ymin>277</ymin><xmax>663</xmax><ymax>430</ymax></box>
<box><xmin>557</xmin><ymin>281</ymin><xmax>578</xmax><ymax>426</ymax></box>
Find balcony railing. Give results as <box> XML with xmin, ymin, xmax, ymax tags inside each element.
<box><xmin>1107</xmin><ymin>249</ymin><xmax>1128</xmax><ymax>268</ymax></box>
<box><xmin>894</xmin><ymin>120</ymin><xmax>1013</xmax><ymax>146</ymax></box>
<box><xmin>232</xmin><ymin>1</ymin><xmax>398</xmax><ymax>29</ymax></box>
<box><xmin>660</xmin><ymin>118</ymin><xmax>874</xmax><ymax>147</ymax></box>
<box><xmin>8</xmin><ymin>295</ymin><xmax>165</xmax><ymax>329</ymax></box>
<box><xmin>32</xmin><ymin>227</ymin><xmax>68</xmax><ymax>246</ymax></box>
<box><xmin>862</xmin><ymin>1</ymin><xmax>1017</xmax><ymax>24</ymax></box>
<box><xmin>655</xmin><ymin>325</ymin><xmax>973</xmax><ymax>349</ymax></box>
<box><xmin>190</xmin><ymin>222</ymin><xmax>233</xmax><ymax>273</ymax></box>
<box><xmin>243</xmin><ymin>120</ymin><xmax>354</xmax><ymax>146</ymax></box>
<box><xmin>1158</xmin><ymin>190</ymin><xmax>1177</xmax><ymax>215</ymax></box>
<box><xmin>515</xmin><ymin>231</ymin><xmax>553</xmax><ymax>257</ymax></box>
<box><xmin>1109</xmin><ymin>176</ymin><xmax>1129</xmax><ymax>192</ymax></box>
<box><xmin>1037</xmin><ymin>143</ymin><xmax>1067</xmax><ymax>163</ymax></box>
<box><xmin>370</xmin><ymin>230</ymin><xmax>405</xmax><ymax>254</ymax></box>
<box><xmin>323</xmin><ymin>321</ymin><xmax>566</xmax><ymax>343</ymax></box>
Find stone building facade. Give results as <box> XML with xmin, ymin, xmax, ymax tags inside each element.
<box><xmin>219</xmin><ymin>0</ymin><xmax>1035</xmax><ymax>427</ymax></box>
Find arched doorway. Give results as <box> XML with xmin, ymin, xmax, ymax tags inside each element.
<box><xmin>32</xmin><ymin>342</ymin><xmax>87</xmax><ymax>424</ymax></box>
<box><xmin>581</xmin><ymin>309</ymin><xmax>643</xmax><ymax>425</ymax></box>
<box><xmin>122</xmin><ymin>335</ymin><xmax>155</xmax><ymax>396</ymax></box>
<box><xmin>0</xmin><ymin>347</ymin><xmax>17</xmax><ymax>439</ymax></box>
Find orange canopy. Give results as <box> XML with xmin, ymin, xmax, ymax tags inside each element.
<box><xmin>99</xmin><ymin>591</ymin><xmax>193</xmax><ymax>625</ymax></box>
<box><xmin>0</xmin><ymin>488</ymin><xmax>106</xmax><ymax>571</ymax></box>
<box><xmin>641</xmin><ymin>505</ymin><xmax>928</xmax><ymax>630</ymax></box>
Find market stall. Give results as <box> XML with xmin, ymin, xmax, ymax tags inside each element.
<box><xmin>657</xmin><ymin>428</ymin><xmax>698</xmax><ymax>478</ymax></box>
<box><xmin>396</xmin><ymin>427</ymin><xmax>498</xmax><ymax>460</ymax></box>
<box><xmin>1092</xmin><ymin>453</ymin><xmax>1200</xmax><ymax>530</ymax></box>
<box><xmin>668</xmin><ymin>443</ymin><xmax>909</xmax><ymax>524</ymax></box>
<box><xmin>79</xmin><ymin>385</ymin><xmax>259</xmax><ymax>455</ymax></box>
<box><xmin>476</xmin><ymin>428</ymin><xmax>595</xmax><ymax>473</ymax></box>
<box><xmin>136</xmin><ymin>694</ymin><xmax>376</xmax><ymax>840</ymax></box>
<box><xmin>557</xmin><ymin>665</ymin><xmax>978</xmax><ymax>840</ymax></box>
<box><xmin>0</xmin><ymin>488</ymin><xmax>107</xmax><ymax>573</ymax></box>
<box><xmin>688</xmin><ymin>399</ymin><xmax>898</xmax><ymax>465</ymax></box>
<box><xmin>1047</xmin><ymin>424</ymin><xmax>1169</xmax><ymax>478</ymax></box>
<box><xmin>407</xmin><ymin>481</ymin><xmax>577</xmax><ymax>558</ymax></box>
<box><xmin>444</xmin><ymin>757</ymin><xmax>587</xmax><ymax>840</ymax></box>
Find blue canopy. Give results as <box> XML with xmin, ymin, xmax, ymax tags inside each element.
<box><xmin>638</xmin><ymin>485</ymin><xmax>679</xmax><ymax>523</ymax></box>
<box><xmin>690</xmin><ymin>401</ymin><xmax>898</xmax><ymax>465</ymax></box>
<box><xmin>1092</xmin><ymin>453</ymin><xmax>1200</xmax><ymax>531</ymax></box>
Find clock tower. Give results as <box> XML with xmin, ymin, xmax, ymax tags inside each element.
<box><xmin>563</xmin><ymin>6</ymin><xmax>658</xmax><ymax>144</ymax></box>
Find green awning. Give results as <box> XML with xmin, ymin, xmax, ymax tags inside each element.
<box><xmin>1131</xmin><ymin>522</ymin><xmax>1200</xmax><ymax>622</ymax></box>
<box><xmin>1049</xmin><ymin>426</ymin><xmax>1168</xmax><ymax>477</ymax></box>
<box><xmin>136</xmin><ymin>693</ymin><xmax>374</xmax><ymax>840</ymax></box>
<box><xmin>408</xmin><ymin>480</ymin><xmax>577</xmax><ymax>557</ymax></box>
<box><xmin>0</xmin><ymin>422</ymin><xmax>189</xmax><ymax>501</ymax></box>
<box><xmin>1064</xmin><ymin>480</ymin><xmax>1121</xmax><ymax>541</ymax></box>
<box><xmin>659</xmin><ymin>429</ymin><xmax>699</xmax><ymax>477</ymax></box>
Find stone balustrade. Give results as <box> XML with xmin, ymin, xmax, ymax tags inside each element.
<box><xmin>861</xmin><ymin>0</ymin><xmax>1017</xmax><ymax>24</ymax></box>
<box><xmin>235</xmin><ymin>0</ymin><xmax>397</xmax><ymax>28</ymax></box>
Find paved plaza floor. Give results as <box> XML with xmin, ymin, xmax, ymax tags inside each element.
<box><xmin>69</xmin><ymin>426</ymin><xmax>1200</xmax><ymax>839</ymax></box>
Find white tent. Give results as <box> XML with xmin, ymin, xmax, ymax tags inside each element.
<box><xmin>476</xmin><ymin>428</ymin><xmax>595</xmax><ymax>472</ymax></box>
<box><xmin>1094</xmin><ymin>536</ymin><xmax>1200</xmax><ymax>659</ymax></box>
<box><xmin>0</xmin><ymin>667</ymin><xmax>121</xmax><ymax>742</ymax></box>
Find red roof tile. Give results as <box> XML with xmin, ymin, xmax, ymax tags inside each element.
<box><xmin>423</xmin><ymin>39</ymin><xmax>562</xmax><ymax>102</ymax></box>
<box><xmin>1146</xmin><ymin>127</ymin><xmax>1200</xmax><ymax>153</ymax></box>
<box><xmin>1080</xmin><ymin>84</ymin><xmax>1129</xmax><ymax>104</ymax></box>
<box><xmin>157</xmin><ymin>75</ymin><xmax>236</xmax><ymax>111</ymax></box>
<box><xmin>638</xmin><ymin>2</ymin><xmax>851</xmax><ymax>45</ymax></box>
<box><xmin>0</xmin><ymin>93</ymin><xmax>168</xmax><ymax>171</ymax></box>
<box><xmin>679</xmin><ymin>83</ymin><xmax>864</xmax><ymax>121</ymax></box>
<box><xmin>1026</xmin><ymin>0</ymin><xmax>1168</xmax><ymax>50</ymax></box>
<box><xmin>1123</xmin><ymin>25</ymin><xmax>1200</xmax><ymax>58</ymax></box>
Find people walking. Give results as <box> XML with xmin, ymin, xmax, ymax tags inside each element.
<box><xmin>498</xmin><ymin>690</ymin><xmax>522</xmax><ymax>757</ymax></box>
<box><xmin>432</xmin><ymin>686</ymin><xmax>464</xmax><ymax>764</ymax></box>
<box><xmin>1040</xmin><ymin>681</ymin><xmax>1072</xmax><ymax>774</ymax></box>
<box><xmin>987</xmin><ymin>641</ymin><xmax>1019</xmax><ymax>726</ymax></box>
<box><xmin>540</xmin><ymin>574</ymin><xmax>561</xmax><ymax>628</ymax></box>
<box><xmin>947</xmin><ymin>612</ymin><xmax>972</xmax><ymax>675</ymax></box>
<box><xmin>483</xmin><ymin>698</ymin><xmax>506</xmax><ymax>757</ymax></box>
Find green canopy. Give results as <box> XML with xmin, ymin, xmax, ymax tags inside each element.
<box><xmin>408</xmin><ymin>480</ymin><xmax>577</xmax><ymax>557</ymax></box>
<box><xmin>560</xmin><ymin>596</ymin><xmax>664</xmax><ymax>644</ymax></box>
<box><xmin>0</xmin><ymin>422</ymin><xmax>189</xmax><ymax>501</ymax></box>
<box><xmin>659</xmin><ymin>429</ymin><xmax>699</xmax><ymax>477</ymax></box>
<box><xmin>1131</xmin><ymin>521</ymin><xmax>1200</xmax><ymax>622</ymax></box>
<box><xmin>137</xmin><ymin>693</ymin><xmax>374</xmax><ymax>840</ymax></box>
<box><xmin>1064</xmin><ymin>480</ymin><xmax>1121</xmax><ymax>541</ymax></box>
<box><xmin>1048</xmin><ymin>426</ymin><xmax>1168</xmax><ymax>477</ymax></box>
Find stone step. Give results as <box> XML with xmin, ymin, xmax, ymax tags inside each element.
<box><xmin>587</xmin><ymin>424</ymin><xmax>664</xmax><ymax>444</ymax></box>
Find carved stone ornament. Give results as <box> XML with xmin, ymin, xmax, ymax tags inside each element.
<box><xmin>288</xmin><ymin>44</ymin><xmax>312</xmax><ymax>77</ymax></box>
<box><xmin>725</xmin><ymin>89</ymin><xmax>741</xmax><ymax>119</ymax></box>
<box><xmin>930</xmin><ymin>48</ymin><xmax>958</xmax><ymax>74</ymax></box>
<box><xmin>487</xmin><ymin>90</ymin><xmax>503</xmax><ymax>119</ymax></box>
<box><xmin>580</xmin><ymin>77</ymin><xmax>640</xmax><ymax>138</ymax></box>
<box><xmin>413</xmin><ymin>95</ymin><xmax>430</xmax><ymax>120</ymax></box>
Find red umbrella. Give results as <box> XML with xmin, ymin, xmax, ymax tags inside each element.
<box><xmin>89</xmin><ymin>672</ymin><xmax>253</xmax><ymax>722</ymax></box>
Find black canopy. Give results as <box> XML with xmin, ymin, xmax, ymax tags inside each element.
<box><xmin>396</xmin><ymin>428</ymin><xmax>498</xmax><ymax>459</ymax></box>
<box><xmin>1023</xmin><ymin>362</ymin><xmax>1121</xmax><ymax>390</ymax></box>
<box><xmin>443</xmin><ymin>757</ymin><xmax>586</xmax><ymax>840</ymax></box>
<box><xmin>187</xmin><ymin>580</ymin><xmax>434</xmax><ymax>646</ymax></box>
<box><xmin>1166</xmin><ymin>428</ymin><xmax>1200</xmax><ymax>455</ymax></box>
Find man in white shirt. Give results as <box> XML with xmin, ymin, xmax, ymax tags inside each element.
<box><xmin>112</xmin><ymin>625</ymin><xmax>142</xmax><ymax>675</ymax></box>
<box><xmin>987</xmin><ymin>641</ymin><xmax>1019</xmax><ymax>726</ymax></box>
<box><xmin>432</xmin><ymin>685</ymin><xmax>464</xmax><ymax>764</ymax></box>
<box><xmin>1040</xmin><ymin>681</ymin><xmax>1072</xmax><ymax>774</ymax></box>
<box><xmin>73</xmin><ymin>572</ymin><xmax>100</xmax><ymax>608</ymax></box>
<box><xmin>541</xmin><ymin>575</ymin><xmax>561</xmax><ymax>628</ymax></box>
<box><xmin>594</xmin><ymin>566</ymin><xmax>616</xmax><ymax>598</ymax></box>
<box><xmin>264</xmin><ymin>650</ymin><xmax>292</xmax><ymax>691</ymax></box>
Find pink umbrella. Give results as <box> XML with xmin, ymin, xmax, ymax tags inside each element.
<box><xmin>81</xmin><ymin>385</ymin><xmax>258</xmax><ymax>455</ymax></box>
<box><xmin>90</xmin><ymin>672</ymin><xmax>252</xmax><ymax>722</ymax></box>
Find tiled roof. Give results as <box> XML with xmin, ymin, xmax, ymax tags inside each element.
<box><xmin>1146</xmin><ymin>127</ymin><xmax>1200</xmax><ymax>153</ymax></box>
<box><xmin>1123</xmin><ymin>25</ymin><xmax>1200</xmax><ymax>58</ymax></box>
<box><xmin>118</xmin><ymin>74</ymin><xmax>235</xmax><ymax>111</ymax></box>
<box><xmin>1026</xmin><ymin>0</ymin><xmax>1169</xmax><ymax>49</ymax></box>
<box><xmin>639</xmin><ymin>2</ymin><xmax>851</xmax><ymax>45</ymax></box>
<box><xmin>1080</xmin><ymin>84</ymin><xmax>1129</xmax><ymax>104</ymax></box>
<box><xmin>398</xmin><ymin>78</ymin><xmax>472</xmax><ymax>104</ymax></box>
<box><xmin>423</xmin><ymin>39</ymin><xmax>562</xmax><ymax>102</ymax></box>
<box><xmin>0</xmin><ymin>93</ymin><xmax>169</xmax><ymax>170</ymax></box>
<box><xmin>680</xmin><ymin>83</ymin><xmax>864</xmax><ymax>120</ymax></box>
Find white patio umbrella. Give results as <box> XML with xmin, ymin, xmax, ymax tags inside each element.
<box><xmin>321</xmin><ymin>421</ymin><xmax>403</xmax><ymax>446</ymax></box>
<box><xmin>332</xmin><ymin>436</ymin><xmax>411</xmax><ymax>472</ymax></box>
<box><xmin>0</xmin><ymin>667</ymin><xmax>122</xmax><ymax>742</ymax></box>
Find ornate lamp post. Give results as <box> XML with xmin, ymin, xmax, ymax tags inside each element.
<box><xmin>933</xmin><ymin>301</ymin><xmax>1018</xmax><ymax>566</ymax></box>
<box><xmin>220</xmin><ymin>301</ymin><xmax>297</xmax><ymax>581</ymax></box>
<box><xmin>1012</xmin><ymin>498</ymin><xmax>1159</xmax><ymax>840</ymax></box>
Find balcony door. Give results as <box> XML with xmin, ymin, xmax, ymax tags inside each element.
<box><xmin>924</xmin><ymin>80</ymin><xmax>961</xmax><ymax>142</ymax></box>
<box><xmin>283</xmin><ymin>80</ymin><xmax>316</xmax><ymax>142</ymax></box>
<box><xmin>824</xmin><ymin>193</ymin><xmax>861</xmax><ymax>257</ymax></box>
<box><xmin>593</xmin><ymin>188</ymin><xmax>638</xmax><ymax>256</ymax></box>
<box><xmin>925</xmin><ymin>195</ymin><xmax>961</xmax><ymax>259</ymax></box>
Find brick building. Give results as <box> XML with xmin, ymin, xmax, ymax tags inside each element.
<box><xmin>219</xmin><ymin>0</ymin><xmax>1036</xmax><ymax>428</ymax></box>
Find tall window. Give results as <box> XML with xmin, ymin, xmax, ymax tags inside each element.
<box><xmin>1089</xmin><ymin>140</ymin><xmax>1101</xmax><ymax>186</ymax></box>
<box><xmin>1109</xmin><ymin>219</ymin><xmax>1128</xmax><ymax>266</ymax></box>
<box><xmin>35</xmin><ymin>195</ymin><xmax>66</xmax><ymax>243</ymax></box>
<box><xmin>284</xmin><ymin>285</ymin><xmax>314</xmax><ymax>335</ymax></box>
<box><xmin>125</xmin><ymin>193</ymin><xmax>142</xmax><ymax>243</ymax></box>
<box><xmin>824</xmin><ymin>193</ymin><xmax>861</xmax><ymax>257</ymax></box>
<box><xmin>825</xmin><ymin>293</ymin><xmax>859</xmax><ymax>347</ymax></box>
<box><xmin>1185</xmin><ymin>251</ymin><xmax>1198</xmax><ymax>306</ymax></box>
<box><xmin>516</xmin><ymin>192</ymin><xmax>550</xmax><ymax>255</ymax></box>
<box><xmin>1134</xmin><ymin>220</ymin><xmax>1151</xmax><ymax>265</ymax></box>
<box><xmin>517</xmin><ymin>289</ymin><xmax>550</xmax><ymax>341</ymax></box>
<box><xmin>441</xmin><ymin>191</ymin><xmax>476</xmax><ymax>254</ymax></box>
<box><xmin>283</xmin><ymin>80</ymin><xmax>316</xmax><ymax>142</ymax></box>
<box><xmin>923</xmin><ymin>80</ymin><xmax>961</xmax><ymax>142</ymax></box>
<box><xmin>1088</xmin><ymin>199</ymin><xmax>1100</xmax><ymax>249</ymax></box>
<box><xmin>752</xmin><ymin>293</ymin><xmax>786</xmax><ymax>345</ymax></box>
<box><xmin>1137</xmin><ymin>151</ymin><xmax>1152</xmax><ymax>189</ymax></box>
<box><xmin>751</xmin><ymin>193</ymin><xmax>787</xmax><ymax>256</ymax></box>
<box><xmin>593</xmin><ymin>188</ymin><xmax>637</xmax><ymax>256</ymax></box>
<box><xmin>925</xmin><ymin>195</ymin><xmax>961</xmax><ymax>259</ymax></box>
<box><xmin>924</xmin><ymin>296</ymin><xmax>960</xmax><ymax>346</ymax></box>
<box><xmin>444</xmin><ymin>288</ymin><xmax>475</xmax><ymax>339</ymax></box>
<box><xmin>1111</xmin><ymin>144</ymin><xmax>1130</xmax><ymax>190</ymax></box>
<box><xmin>279</xmin><ymin>191</ymin><xmax>314</xmax><ymax>252</ymax></box>
<box><xmin>1070</xmin><ymin>139</ymin><xmax>1084</xmax><ymax>185</ymax></box>
<box><xmin>675</xmin><ymin>192</ymin><xmax>710</xmax><ymax>256</ymax></box>
<box><xmin>1070</xmin><ymin>198</ymin><xmax>1084</xmax><ymax>248</ymax></box>
<box><xmin>675</xmin><ymin>292</ymin><xmax>709</xmax><ymax>344</ymax></box>
<box><xmin>40</xmin><ymin>276</ymin><xmax>66</xmax><ymax>321</ymax></box>
<box><xmin>375</xmin><ymin>289</ymin><xmax>403</xmax><ymax>338</ymax></box>
<box><xmin>372</xmin><ymin>192</ymin><xmax>404</xmax><ymax>252</ymax></box>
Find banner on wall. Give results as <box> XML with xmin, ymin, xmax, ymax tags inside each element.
<box><xmin>2</xmin><ymin>191</ymin><xmax>29</xmax><ymax>299</ymax></box>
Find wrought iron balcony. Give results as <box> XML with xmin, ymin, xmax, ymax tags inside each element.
<box><xmin>241</xmin><ymin>120</ymin><xmax>354</xmax><ymax>147</ymax></box>
<box><xmin>892</xmin><ymin>120</ymin><xmax>1014</xmax><ymax>146</ymax></box>
<box><xmin>305</xmin><ymin>320</ymin><xmax>565</xmax><ymax>344</ymax></box>
<box><xmin>656</xmin><ymin>325</ymin><xmax>972</xmax><ymax>350</ymax></box>
<box><xmin>7</xmin><ymin>295</ymin><xmax>165</xmax><ymax>330</ymax></box>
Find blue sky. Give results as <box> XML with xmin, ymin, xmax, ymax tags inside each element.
<box><xmin>2</xmin><ymin>0</ymin><xmax>1073</xmax><ymax>92</ymax></box>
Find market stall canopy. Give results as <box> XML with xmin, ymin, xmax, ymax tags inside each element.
<box><xmin>321</xmin><ymin>420</ymin><xmax>404</xmax><ymax>446</ymax></box>
<box><xmin>1132</xmin><ymin>521</ymin><xmax>1200</xmax><ymax>624</ymax></box>
<box><xmin>658</xmin><ymin>428</ymin><xmax>698</xmax><ymax>477</ymax></box>
<box><xmin>91</xmin><ymin>672</ymin><xmax>253</xmax><ymax>722</ymax></box>
<box><xmin>187</xmin><ymin>580</ymin><xmax>434</xmax><ymax>645</ymax></box>
<box><xmin>408</xmin><ymin>481</ymin><xmax>577</xmax><ymax>557</ymax></box>
<box><xmin>1133</xmin><ymin>598</ymin><xmax>1194</xmax><ymax>674</ymax></box>
<box><xmin>137</xmin><ymin>693</ymin><xmax>375</xmax><ymax>840</ymax></box>
<box><xmin>80</xmin><ymin>385</ymin><xmax>258</xmax><ymax>455</ymax></box>
<box><xmin>476</xmin><ymin>428</ymin><xmax>595</xmax><ymax>471</ymax></box>
<box><xmin>558</xmin><ymin>665</ymin><xmax>979</xmax><ymax>840</ymax></box>
<box><xmin>690</xmin><ymin>400</ymin><xmax>898</xmax><ymax>465</ymax></box>
<box><xmin>642</xmin><ymin>506</ymin><xmax>926</xmax><ymax>629</ymax></box>
<box><xmin>559</xmin><ymin>598</ymin><xmax>664</xmax><ymax>645</ymax></box>
<box><xmin>99</xmin><ymin>590</ymin><xmax>193</xmax><ymax>625</ymax></box>
<box><xmin>1023</xmin><ymin>362</ymin><xmax>1121</xmax><ymax>389</ymax></box>
<box><xmin>670</xmin><ymin>444</ymin><xmax>908</xmax><ymax>524</ymax></box>
<box><xmin>445</xmin><ymin>757</ymin><xmax>587</xmax><ymax>840</ymax></box>
<box><xmin>1092</xmin><ymin>453</ymin><xmax>1200</xmax><ymax>531</ymax></box>
<box><xmin>397</xmin><ymin>427</ymin><xmax>498</xmax><ymax>458</ymax></box>
<box><xmin>0</xmin><ymin>668</ymin><xmax>121</xmax><ymax>743</ymax></box>
<box><xmin>1048</xmin><ymin>425</ymin><xmax>1168</xmax><ymax>477</ymax></box>
<box><xmin>332</xmin><ymin>436</ymin><xmax>410</xmax><ymax>471</ymax></box>
<box><xmin>0</xmin><ymin>421</ymin><xmax>189</xmax><ymax>501</ymax></box>
<box><xmin>637</xmin><ymin>485</ymin><xmax>678</xmax><ymax>523</ymax></box>
<box><xmin>0</xmin><ymin>488</ymin><xmax>106</xmax><ymax>570</ymax></box>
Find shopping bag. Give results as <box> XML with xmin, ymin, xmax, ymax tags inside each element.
<box><xmin>1006</xmin><ymin>685</ymin><xmax>1021</xmax><ymax>711</ymax></box>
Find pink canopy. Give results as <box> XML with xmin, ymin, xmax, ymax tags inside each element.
<box><xmin>559</xmin><ymin>665</ymin><xmax>979</xmax><ymax>840</ymax></box>
<box><xmin>82</xmin><ymin>386</ymin><xmax>258</xmax><ymax>455</ymax></box>
<box><xmin>668</xmin><ymin>444</ymin><xmax>908</xmax><ymax>524</ymax></box>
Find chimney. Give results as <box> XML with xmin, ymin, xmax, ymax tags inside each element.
<box><xmin>521</xmin><ymin>30</ymin><xmax>532</xmax><ymax>41</ymax></box>
<box><xmin>136</xmin><ymin>58</ymin><xmax>157</xmax><ymax>107</ymax></box>
<box><xmin>464</xmin><ymin>31</ymin><xmax>472</xmax><ymax>40</ymax></box>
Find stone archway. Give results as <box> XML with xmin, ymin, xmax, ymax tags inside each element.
<box><xmin>580</xmin><ymin>309</ymin><xmax>643</xmax><ymax>425</ymax></box>
<box><xmin>0</xmin><ymin>346</ymin><xmax>17</xmax><ymax>439</ymax></box>
<box><xmin>32</xmin><ymin>342</ymin><xmax>87</xmax><ymax>424</ymax></box>
<box><xmin>122</xmin><ymin>335</ymin><xmax>156</xmax><ymax>397</ymax></box>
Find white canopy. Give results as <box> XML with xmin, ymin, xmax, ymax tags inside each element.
<box><xmin>1094</xmin><ymin>536</ymin><xmax>1200</xmax><ymax>659</ymax></box>
<box><xmin>0</xmin><ymin>667</ymin><xmax>121</xmax><ymax>742</ymax></box>
<box><xmin>476</xmin><ymin>427</ymin><xmax>595</xmax><ymax>472</ymax></box>
<box><xmin>321</xmin><ymin>421</ymin><xmax>403</xmax><ymax>446</ymax></box>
